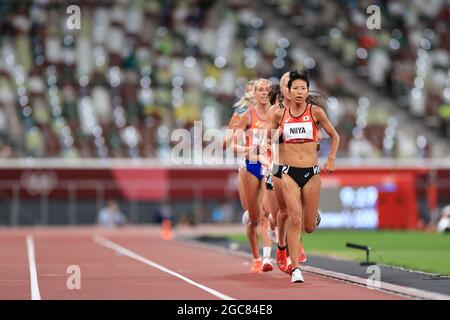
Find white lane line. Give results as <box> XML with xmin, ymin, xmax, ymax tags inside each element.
<box><xmin>26</xmin><ymin>235</ymin><xmax>41</xmax><ymax>300</ymax></box>
<box><xmin>93</xmin><ymin>235</ymin><xmax>235</xmax><ymax>300</ymax></box>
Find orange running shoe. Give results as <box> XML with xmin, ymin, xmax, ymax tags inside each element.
<box><xmin>250</xmin><ymin>259</ymin><xmax>262</xmax><ymax>273</ymax></box>
<box><xmin>299</xmin><ymin>241</ymin><xmax>308</xmax><ymax>263</ymax></box>
<box><xmin>276</xmin><ymin>248</ymin><xmax>288</xmax><ymax>272</ymax></box>
<box><xmin>286</xmin><ymin>256</ymin><xmax>293</xmax><ymax>275</ymax></box>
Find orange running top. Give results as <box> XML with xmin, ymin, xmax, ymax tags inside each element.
<box><xmin>245</xmin><ymin>106</ymin><xmax>267</xmax><ymax>147</ymax></box>
<box><xmin>245</xmin><ymin>106</ymin><xmax>272</xmax><ymax>164</ymax></box>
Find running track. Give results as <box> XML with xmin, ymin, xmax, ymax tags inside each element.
<box><xmin>0</xmin><ymin>226</ymin><xmax>406</xmax><ymax>300</ymax></box>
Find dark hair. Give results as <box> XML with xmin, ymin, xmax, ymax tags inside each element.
<box><xmin>288</xmin><ymin>69</ymin><xmax>310</xmax><ymax>90</ymax></box>
<box><xmin>288</xmin><ymin>68</ymin><xmax>327</xmax><ymax>108</ymax></box>
<box><xmin>268</xmin><ymin>84</ymin><xmax>280</xmax><ymax>105</ymax></box>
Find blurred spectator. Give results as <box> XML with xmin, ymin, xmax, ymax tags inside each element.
<box><xmin>0</xmin><ymin>0</ymin><xmax>447</xmax><ymax>160</ymax></box>
<box><xmin>437</xmin><ymin>205</ymin><xmax>450</xmax><ymax>233</ymax></box>
<box><xmin>97</xmin><ymin>199</ymin><xmax>126</xmax><ymax>228</ymax></box>
<box><xmin>211</xmin><ymin>202</ymin><xmax>233</xmax><ymax>223</ymax></box>
<box><xmin>348</xmin><ymin>127</ymin><xmax>378</xmax><ymax>158</ymax></box>
<box><xmin>179</xmin><ymin>211</ymin><xmax>196</xmax><ymax>227</ymax></box>
<box><xmin>270</xmin><ymin>0</ymin><xmax>450</xmax><ymax>156</ymax></box>
<box><xmin>194</xmin><ymin>202</ymin><xmax>208</xmax><ymax>224</ymax></box>
<box><xmin>154</xmin><ymin>202</ymin><xmax>174</xmax><ymax>224</ymax></box>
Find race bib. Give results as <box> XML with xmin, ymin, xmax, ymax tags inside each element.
<box><xmin>283</xmin><ymin>122</ymin><xmax>313</xmax><ymax>142</ymax></box>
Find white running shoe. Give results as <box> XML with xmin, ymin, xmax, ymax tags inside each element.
<box><xmin>267</xmin><ymin>226</ymin><xmax>279</xmax><ymax>244</ymax></box>
<box><xmin>316</xmin><ymin>210</ymin><xmax>322</xmax><ymax>227</ymax></box>
<box><xmin>242</xmin><ymin>210</ymin><xmax>250</xmax><ymax>225</ymax></box>
<box><xmin>262</xmin><ymin>257</ymin><xmax>273</xmax><ymax>272</ymax></box>
<box><xmin>291</xmin><ymin>267</ymin><xmax>304</xmax><ymax>283</ymax></box>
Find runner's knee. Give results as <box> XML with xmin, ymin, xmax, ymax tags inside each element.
<box><xmin>304</xmin><ymin>222</ymin><xmax>316</xmax><ymax>233</ymax></box>
<box><xmin>279</xmin><ymin>209</ymin><xmax>289</xmax><ymax>219</ymax></box>
<box><xmin>289</xmin><ymin>215</ymin><xmax>302</xmax><ymax>229</ymax></box>
<box><xmin>249</xmin><ymin>218</ymin><xmax>259</xmax><ymax>227</ymax></box>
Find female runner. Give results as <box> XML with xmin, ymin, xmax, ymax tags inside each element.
<box><xmin>223</xmin><ymin>81</ymin><xmax>256</xmax><ymax>219</ymax></box>
<box><xmin>279</xmin><ymin>69</ymin><xmax>340</xmax><ymax>283</ymax></box>
<box><xmin>232</xmin><ymin>78</ymin><xmax>275</xmax><ymax>273</ymax></box>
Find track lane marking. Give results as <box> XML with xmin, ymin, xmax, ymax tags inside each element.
<box><xmin>26</xmin><ymin>235</ymin><xmax>41</xmax><ymax>300</ymax></box>
<box><xmin>182</xmin><ymin>238</ymin><xmax>450</xmax><ymax>300</ymax></box>
<box><xmin>93</xmin><ymin>235</ymin><xmax>235</xmax><ymax>300</ymax></box>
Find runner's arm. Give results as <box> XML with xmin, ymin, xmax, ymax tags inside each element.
<box><xmin>313</xmin><ymin>106</ymin><xmax>340</xmax><ymax>173</ymax></box>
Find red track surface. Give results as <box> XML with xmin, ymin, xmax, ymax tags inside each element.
<box><xmin>0</xmin><ymin>226</ymin><xmax>406</xmax><ymax>300</ymax></box>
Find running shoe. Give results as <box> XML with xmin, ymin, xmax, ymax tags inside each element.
<box><xmin>242</xmin><ymin>210</ymin><xmax>250</xmax><ymax>225</ymax></box>
<box><xmin>262</xmin><ymin>257</ymin><xmax>273</xmax><ymax>272</ymax></box>
<box><xmin>299</xmin><ymin>241</ymin><xmax>308</xmax><ymax>263</ymax></box>
<box><xmin>276</xmin><ymin>247</ymin><xmax>288</xmax><ymax>272</ymax></box>
<box><xmin>291</xmin><ymin>267</ymin><xmax>304</xmax><ymax>283</ymax></box>
<box><xmin>250</xmin><ymin>259</ymin><xmax>262</xmax><ymax>273</ymax></box>
<box><xmin>267</xmin><ymin>226</ymin><xmax>278</xmax><ymax>244</ymax></box>
<box><xmin>316</xmin><ymin>210</ymin><xmax>322</xmax><ymax>226</ymax></box>
<box><xmin>286</xmin><ymin>256</ymin><xmax>293</xmax><ymax>275</ymax></box>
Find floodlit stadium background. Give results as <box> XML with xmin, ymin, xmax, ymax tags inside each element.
<box><xmin>0</xmin><ymin>0</ymin><xmax>449</xmax><ymax>230</ymax></box>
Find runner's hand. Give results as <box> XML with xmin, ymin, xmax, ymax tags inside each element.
<box><xmin>322</xmin><ymin>157</ymin><xmax>335</xmax><ymax>173</ymax></box>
